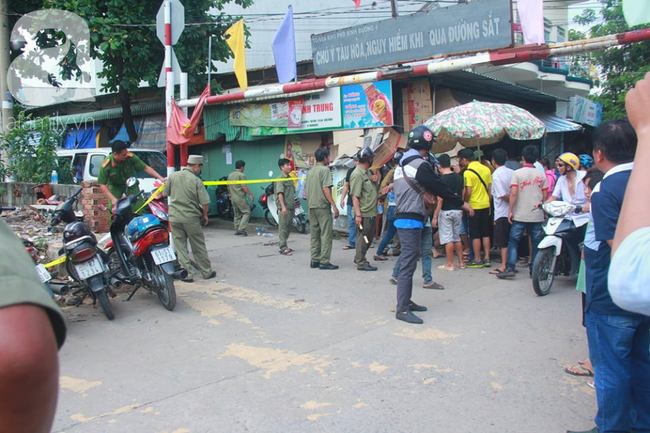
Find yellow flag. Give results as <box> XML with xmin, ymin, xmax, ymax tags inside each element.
<box><xmin>224</xmin><ymin>20</ymin><xmax>248</xmax><ymax>92</ymax></box>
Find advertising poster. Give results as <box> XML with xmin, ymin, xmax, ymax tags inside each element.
<box><xmin>342</xmin><ymin>80</ymin><xmax>393</xmax><ymax>129</ymax></box>
<box><xmin>250</xmin><ymin>88</ymin><xmax>343</xmax><ymax>135</ymax></box>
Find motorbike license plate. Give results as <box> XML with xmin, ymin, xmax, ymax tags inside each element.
<box><xmin>35</xmin><ymin>264</ymin><xmax>52</xmax><ymax>283</ymax></box>
<box><xmin>74</xmin><ymin>256</ymin><xmax>104</xmax><ymax>280</ymax></box>
<box><xmin>295</xmin><ymin>206</ymin><xmax>304</xmax><ymax>216</ymax></box>
<box><xmin>151</xmin><ymin>246</ymin><xmax>175</xmax><ymax>265</ymax></box>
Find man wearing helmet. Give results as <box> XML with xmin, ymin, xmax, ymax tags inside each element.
<box><xmin>350</xmin><ymin>147</ymin><xmax>379</xmax><ymax>271</ymax></box>
<box><xmin>546</xmin><ymin>152</ymin><xmax>590</xmax><ymax>230</ymax></box>
<box><xmin>393</xmin><ymin>125</ymin><xmax>474</xmax><ymax>324</ymax></box>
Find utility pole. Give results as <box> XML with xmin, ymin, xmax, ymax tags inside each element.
<box><xmin>0</xmin><ymin>0</ymin><xmax>14</xmax><ymax>179</ymax></box>
<box><xmin>0</xmin><ymin>0</ymin><xmax>13</xmax><ymax>135</ymax></box>
<box><xmin>390</xmin><ymin>0</ymin><xmax>398</xmax><ymax>18</ymax></box>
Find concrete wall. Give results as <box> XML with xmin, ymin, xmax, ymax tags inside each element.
<box><xmin>0</xmin><ymin>182</ymin><xmax>109</xmax><ymax>233</ymax></box>
<box><xmin>0</xmin><ymin>182</ymin><xmax>81</xmax><ymax>207</ymax></box>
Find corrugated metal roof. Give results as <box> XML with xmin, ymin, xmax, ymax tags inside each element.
<box><xmin>24</xmin><ymin>101</ymin><xmax>165</xmax><ymax>128</ymax></box>
<box><xmin>535</xmin><ymin>113</ymin><xmax>583</xmax><ymax>133</ymax></box>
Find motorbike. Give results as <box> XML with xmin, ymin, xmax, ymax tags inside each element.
<box><xmin>50</xmin><ymin>189</ymin><xmax>116</xmax><ymax>319</ymax></box>
<box><xmin>532</xmin><ymin>201</ymin><xmax>584</xmax><ymax>296</ymax></box>
<box><xmin>215</xmin><ymin>176</ymin><xmax>234</xmax><ymax>219</ymax></box>
<box><xmin>259</xmin><ymin>184</ymin><xmax>307</xmax><ymax>234</ymax></box>
<box><xmin>105</xmin><ymin>178</ymin><xmax>184</xmax><ymax>311</ymax></box>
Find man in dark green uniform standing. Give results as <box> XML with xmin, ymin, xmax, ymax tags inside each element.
<box><xmin>350</xmin><ymin>147</ymin><xmax>379</xmax><ymax>271</ymax></box>
<box><xmin>274</xmin><ymin>158</ymin><xmax>295</xmax><ymax>256</ymax></box>
<box><xmin>227</xmin><ymin>160</ymin><xmax>254</xmax><ymax>236</ymax></box>
<box><xmin>305</xmin><ymin>148</ymin><xmax>339</xmax><ymax>270</ymax></box>
<box><xmin>162</xmin><ymin>155</ymin><xmax>216</xmax><ymax>283</ymax></box>
<box><xmin>97</xmin><ymin>140</ymin><xmax>167</xmax><ymax>211</ymax></box>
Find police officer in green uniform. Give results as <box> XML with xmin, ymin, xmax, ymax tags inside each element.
<box><xmin>97</xmin><ymin>140</ymin><xmax>167</xmax><ymax>211</ymax></box>
<box><xmin>274</xmin><ymin>158</ymin><xmax>295</xmax><ymax>255</ymax></box>
<box><xmin>350</xmin><ymin>147</ymin><xmax>379</xmax><ymax>271</ymax></box>
<box><xmin>227</xmin><ymin>160</ymin><xmax>254</xmax><ymax>236</ymax></box>
<box><xmin>305</xmin><ymin>148</ymin><xmax>339</xmax><ymax>270</ymax></box>
<box><xmin>162</xmin><ymin>155</ymin><xmax>216</xmax><ymax>283</ymax></box>
<box><xmin>0</xmin><ymin>219</ymin><xmax>66</xmax><ymax>432</ymax></box>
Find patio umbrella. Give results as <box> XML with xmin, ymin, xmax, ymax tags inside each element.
<box><xmin>424</xmin><ymin>101</ymin><xmax>546</xmax><ymax>151</ymax></box>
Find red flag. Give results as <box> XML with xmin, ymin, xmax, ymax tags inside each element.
<box><xmin>167</xmin><ymin>86</ymin><xmax>210</xmax><ymax>145</ymax></box>
<box><xmin>353</xmin><ymin>0</ymin><xmax>361</xmax><ymax>9</ymax></box>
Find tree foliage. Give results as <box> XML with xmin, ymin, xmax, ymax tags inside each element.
<box><xmin>573</xmin><ymin>0</ymin><xmax>650</xmax><ymax>121</ymax></box>
<box><xmin>8</xmin><ymin>0</ymin><xmax>252</xmax><ymax>140</ymax></box>
<box><xmin>0</xmin><ymin>114</ymin><xmax>65</xmax><ymax>183</ymax></box>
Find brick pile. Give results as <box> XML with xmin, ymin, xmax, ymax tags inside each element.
<box><xmin>80</xmin><ymin>181</ymin><xmax>110</xmax><ymax>233</ymax></box>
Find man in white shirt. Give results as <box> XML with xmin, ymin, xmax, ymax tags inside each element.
<box><xmin>497</xmin><ymin>145</ymin><xmax>548</xmax><ymax>279</ymax></box>
<box><xmin>489</xmin><ymin>149</ymin><xmax>513</xmax><ymax>276</ymax></box>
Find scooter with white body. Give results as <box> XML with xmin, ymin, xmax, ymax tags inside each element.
<box><xmin>532</xmin><ymin>201</ymin><xmax>584</xmax><ymax>296</ymax></box>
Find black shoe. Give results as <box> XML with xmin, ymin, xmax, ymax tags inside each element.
<box><xmin>408</xmin><ymin>302</ymin><xmax>427</xmax><ymax>312</ymax></box>
<box><xmin>234</xmin><ymin>230</ymin><xmax>244</xmax><ymax>236</ymax></box>
<box><xmin>204</xmin><ymin>271</ymin><xmax>217</xmax><ymax>280</ymax></box>
<box><xmin>357</xmin><ymin>264</ymin><xmax>378</xmax><ymax>271</ymax></box>
<box><xmin>496</xmin><ymin>269</ymin><xmax>516</xmax><ymax>279</ymax></box>
<box><xmin>319</xmin><ymin>263</ymin><xmax>339</xmax><ymax>270</ymax></box>
<box><xmin>181</xmin><ymin>277</ymin><xmax>194</xmax><ymax>283</ymax></box>
<box><xmin>239</xmin><ymin>230</ymin><xmax>248</xmax><ymax>237</ymax></box>
<box><xmin>396</xmin><ymin>310</ymin><xmax>423</xmax><ymax>324</ymax></box>
<box><xmin>310</xmin><ymin>261</ymin><xmax>320</xmax><ymax>269</ymax></box>
<box><xmin>566</xmin><ymin>428</ymin><xmax>599</xmax><ymax>433</ymax></box>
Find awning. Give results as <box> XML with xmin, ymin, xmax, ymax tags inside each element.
<box><xmin>24</xmin><ymin>101</ymin><xmax>165</xmax><ymax>128</ymax></box>
<box><xmin>535</xmin><ymin>113</ymin><xmax>583</xmax><ymax>133</ymax></box>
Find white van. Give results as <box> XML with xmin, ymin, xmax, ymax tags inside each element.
<box><xmin>56</xmin><ymin>148</ymin><xmax>167</xmax><ymax>192</ymax></box>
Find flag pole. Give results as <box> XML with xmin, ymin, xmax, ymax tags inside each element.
<box><xmin>207</xmin><ymin>36</ymin><xmax>212</xmax><ymax>90</ymax></box>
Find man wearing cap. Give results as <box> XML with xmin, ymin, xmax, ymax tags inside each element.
<box><xmin>163</xmin><ymin>155</ymin><xmax>216</xmax><ymax>282</ymax></box>
<box><xmin>228</xmin><ymin>160</ymin><xmax>255</xmax><ymax>236</ymax></box>
<box><xmin>350</xmin><ymin>147</ymin><xmax>379</xmax><ymax>271</ymax></box>
<box><xmin>305</xmin><ymin>148</ymin><xmax>339</xmax><ymax>270</ymax></box>
<box><xmin>98</xmin><ymin>140</ymin><xmax>167</xmax><ymax>211</ymax></box>
<box><xmin>393</xmin><ymin>125</ymin><xmax>474</xmax><ymax>324</ymax></box>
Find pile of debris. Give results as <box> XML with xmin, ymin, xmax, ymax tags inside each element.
<box><xmin>1</xmin><ymin>206</ymin><xmax>65</xmax><ymax>265</ymax></box>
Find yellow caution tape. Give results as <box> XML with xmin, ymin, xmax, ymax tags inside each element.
<box><xmin>203</xmin><ymin>177</ymin><xmax>304</xmax><ymax>187</ymax></box>
<box><xmin>44</xmin><ymin>256</ymin><xmax>67</xmax><ymax>268</ymax></box>
<box><xmin>135</xmin><ymin>184</ymin><xmax>165</xmax><ymax>214</ymax></box>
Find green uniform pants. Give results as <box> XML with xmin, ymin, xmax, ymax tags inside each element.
<box><xmin>278</xmin><ymin>208</ymin><xmax>293</xmax><ymax>251</ymax></box>
<box><xmin>355</xmin><ymin>216</ymin><xmax>376</xmax><ymax>268</ymax></box>
<box><xmin>170</xmin><ymin>221</ymin><xmax>213</xmax><ymax>279</ymax></box>
<box><xmin>309</xmin><ymin>207</ymin><xmax>333</xmax><ymax>265</ymax></box>
<box><xmin>232</xmin><ymin>196</ymin><xmax>251</xmax><ymax>231</ymax></box>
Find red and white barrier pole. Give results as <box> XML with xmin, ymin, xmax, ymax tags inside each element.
<box><xmin>164</xmin><ymin>0</ymin><xmax>175</xmax><ymax>176</ymax></box>
<box><xmin>176</xmin><ymin>28</ymin><xmax>650</xmax><ymax>109</ymax></box>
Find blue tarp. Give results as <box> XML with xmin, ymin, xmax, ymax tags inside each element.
<box><xmin>64</xmin><ymin>126</ymin><xmax>101</xmax><ymax>149</ymax></box>
<box><xmin>109</xmin><ymin>120</ymin><xmax>143</xmax><ymax>144</ymax></box>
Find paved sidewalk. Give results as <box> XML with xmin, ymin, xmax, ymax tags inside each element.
<box><xmin>53</xmin><ymin>224</ymin><xmax>596</xmax><ymax>433</ymax></box>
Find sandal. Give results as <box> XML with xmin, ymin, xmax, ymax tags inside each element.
<box><xmin>342</xmin><ymin>245</ymin><xmax>355</xmax><ymax>250</ymax></box>
<box><xmin>489</xmin><ymin>268</ymin><xmax>507</xmax><ymax>275</ymax></box>
<box><xmin>564</xmin><ymin>365</ymin><xmax>594</xmax><ymax>377</ymax></box>
<box><xmin>423</xmin><ymin>281</ymin><xmax>444</xmax><ymax>290</ymax></box>
<box><xmin>458</xmin><ymin>263</ymin><xmax>466</xmax><ymax>269</ymax></box>
<box><xmin>437</xmin><ymin>264</ymin><xmax>455</xmax><ymax>271</ymax></box>
<box><xmin>389</xmin><ymin>276</ymin><xmax>398</xmax><ymax>285</ymax></box>
<box><xmin>279</xmin><ymin>248</ymin><xmax>293</xmax><ymax>256</ymax></box>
